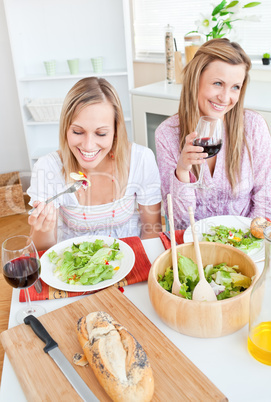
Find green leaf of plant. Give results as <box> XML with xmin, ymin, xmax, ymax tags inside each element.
<box><xmin>243</xmin><ymin>2</ymin><xmax>261</xmax><ymax>7</ymax></box>
<box><xmin>212</xmin><ymin>0</ymin><xmax>227</xmax><ymax>16</ymax></box>
<box><xmin>185</xmin><ymin>30</ymin><xmax>200</xmax><ymax>36</ymax></box>
<box><xmin>225</xmin><ymin>1</ymin><xmax>239</xmax><ymax>8</ymax></box>
<box><xmin>225</xmin><ymin>21</ymin><xmax>232</xmax><ymax>29</ymax></box>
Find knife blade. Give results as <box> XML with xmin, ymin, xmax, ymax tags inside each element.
<box><xmin>24</xmin><ymin>315</ymin><xmax>98</xmax><ymax>401</ymax></box>
<box><xmin>34</xmin><ymin>279</ymin><xmax>42</xmax><ymax>293</ymax></box>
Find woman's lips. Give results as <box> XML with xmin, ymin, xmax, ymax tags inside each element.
<box><xmin>209</xmin><ymin>101</ymin><xmax>227</xmax><ymax>111</ymax></box>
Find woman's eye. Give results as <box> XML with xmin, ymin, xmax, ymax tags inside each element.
<box><xmin>96</xmin><ymin>132</ymin><xmax>107</xmax><ymax>137</ymax></box>
<box><xmin>214</xmin><ymin>82</ymin><xmax>222</xmax><ymax>86</ymax></box>
<box><xmin>233</xmin><ymin>85</ymin><xmax>240</xmax><ymax>90</ymax></box>
<box><xmin>72</xmin><ymin>130</ymin><xmax>83</xmax><ymax>135</ymax></box>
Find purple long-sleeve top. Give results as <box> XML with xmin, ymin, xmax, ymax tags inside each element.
<box><xmin>155</xmin><ymin>110</ymin><xmax>271</xmax><ymax>230</ymax></box>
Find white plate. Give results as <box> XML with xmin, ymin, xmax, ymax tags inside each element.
<box><xmin>40</xmin><ymin>235</ymin><xmax>135</xmax><ymax>292</ymax></box>
<box><xmin>183</xmin><ymin>215</ymin><xmax>264</xmax><ymax>263</ymax></box>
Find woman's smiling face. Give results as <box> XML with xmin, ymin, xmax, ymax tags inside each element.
<box><xmin>67</xmin><ymin>101</ymin><xmax>115</xmax><ymax>171</ymax></box>
<box><xmin>198</xmin><ymin>60</ymin><xmax>246</xmax><ymax>119</ymax></box>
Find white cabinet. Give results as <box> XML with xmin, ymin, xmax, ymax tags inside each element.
<box><xmin>132</xmin><ymin>94</ymin><xmax>179</xmax><ymax>156</ymax></box>
<box><xmin>4</xmin><ymin>0</ymin><xmax>134</xmax><ymax>168</ymax></box>
<box><xmin>131</xmin><ymin>82</ymin><xmax>180</xmax><ymax>156</ymax></box>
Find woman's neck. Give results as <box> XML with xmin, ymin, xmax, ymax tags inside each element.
<box><xmin>76</xmin><ymin>156</ymin><xmax>116</xmax><ymax>206</ymax></box>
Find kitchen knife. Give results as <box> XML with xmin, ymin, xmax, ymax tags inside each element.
<box><xmin>34</xmin><ymin>279</ymin><xmax>42</xmax><ymax>293</ymax></box>
<box><xmin>24</xmin><ymin>315</ymin><xmax>99</xmax><ymax>401</ymax></box>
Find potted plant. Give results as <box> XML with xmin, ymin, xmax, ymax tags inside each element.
<box><xmin>262</xmin><ymin>53</ymin><xmax>270</xmax><ymax>65</ymax></box>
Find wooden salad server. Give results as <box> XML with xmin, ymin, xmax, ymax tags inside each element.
<box><xmin>167</xmin><ymin>194</ymin><xmax>183</xmax><ymax>297</ymax></box>
<box><xmin>188</xmin><ymin>206</ymin><xmax>217</xmax><ymax>302</ymax></box>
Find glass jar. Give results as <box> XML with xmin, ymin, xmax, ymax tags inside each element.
<box><xmin>248</xmin><ymin>225</ymin><xmax>271</xmax><ymax>365</ymax></box>
<box><xmin>184</xmin><ymin>34</ymin><xmax>202</xmax><ymax>64</ymax></box>
<box><xmin>165</xmin><ymin>24</ymin><xmax>174</xmax><ymax>84</ymax></box>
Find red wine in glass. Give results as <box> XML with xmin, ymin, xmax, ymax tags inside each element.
<box><xmin>3</xmin><ymin>256</ymin><xmax>41</xmax><ymax>288</ymax></box>
<box><xmin>193</xmin><ymin>137</ymin><xmax>223</xmax><ymax>159</ymax></box>
<box><xmin>1</xmin><ymin>235</ymin><xmax>46</xmax><ymax>324</ymax></box>
<box><xmin>186</xmin><ymin>116</ymin><xmax>223</xmax><ymax>189</ymax></box>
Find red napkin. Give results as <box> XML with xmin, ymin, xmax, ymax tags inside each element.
<box><xmin>159</xmin><ymin>230</ymin><xmax>185</xmax><ymax>250</ymax></box>
<box><xmin>19</xmin><ymin>236</ymin><xmax>151</xmax><ymax>302</ymax></box>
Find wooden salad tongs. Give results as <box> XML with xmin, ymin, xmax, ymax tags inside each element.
<box><xmin>188</xmin><ymin>206</ymin><xmax>217</xmax><ymax>301</ymax></box>
<box><xmin>167</xmin><ymin>194</ymin><xmax>183</xmax><ymax>297</ymax></box>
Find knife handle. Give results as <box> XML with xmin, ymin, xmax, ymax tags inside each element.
<box><xmin>24</xmin><ymin>315</ymin><xmax>58</xmax><ymax>353</ymax></box>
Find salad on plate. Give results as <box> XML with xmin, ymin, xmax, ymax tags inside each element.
<box><xmin>48</xmin><ymin>238</ymin><xmax>123</xmax><ymax>286</ymax></box>
<box><xmin>202</xmin><ymin>225</ymin><xmax>262</xmax><ymax>254</ymax></box>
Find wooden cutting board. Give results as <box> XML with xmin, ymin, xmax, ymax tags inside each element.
<box><xmin>1</xmin><ymin>286</ymin><xmax>227</xmax><ymax>402</ymax></box>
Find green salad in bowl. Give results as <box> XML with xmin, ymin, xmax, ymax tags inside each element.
<box><xmin>158</xmin><ymin>254</ymin><xmax>251</xmax><ymax>300</ymax></box>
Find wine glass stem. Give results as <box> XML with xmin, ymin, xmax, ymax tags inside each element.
<box><xmin>24</xmin><ymin>288</ymin><xmax>33</xmax><ymax>314</ymax></box>
<box><xmin>198</xmin><ymin>161</ymin><xmax>205</xmax><ymax>185</ymax></box>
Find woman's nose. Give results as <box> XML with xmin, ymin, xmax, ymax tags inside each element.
<box><xmin>82</xmin><ymin>133</ymin><xmax>95</xmax><ymax>150</ymax></box>
<box><xmin>217</xmin><ymin>88</ymin><xmax>230</xmax><ymax>103</ymax></box>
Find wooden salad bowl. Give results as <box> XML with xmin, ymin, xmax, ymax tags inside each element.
<box><xmin>148</xmin><ymin>242</ymin><xmax>259</xmax><ymax>338</ymax></box>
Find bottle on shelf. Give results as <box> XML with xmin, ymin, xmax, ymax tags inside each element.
<box><xmin>248</xmin><ymin>225</ymin><xmax>271</xmax><ymax>365</ymax></box>
<box><xmin>164</xmin><ymin>24</ymin><xmax>175</xmax><ymax>84</ymax></box>
<box><xmin>184</xmin><ymin>34</ymin><xmax>202</xmax><ymax>64</ymax></box>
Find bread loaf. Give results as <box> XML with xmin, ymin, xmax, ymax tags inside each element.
<box><xmin>76</xmin><ymin>311</ymin><xmax>154</xmax><ymax>402</ymax></box>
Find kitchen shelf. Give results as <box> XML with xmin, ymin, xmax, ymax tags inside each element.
<box><xmin>20</xmin><ymin>70</ymin><xmax>129</xmax><ymax>82</ymax></box>
<box><xmin>31</xmin><ymin>147</ymin><xmax>58</xmax><ymax>160</ymax></box>
<box><xmin>4</xmin><ymin>0</ymin><xmax>134</xmax><ymax>168</ymax></box>
<box><xmin>26</xmin><ymin>111</ymin><xmax>131</xmax><ymax>126</ymax></box>
<box><xmin>26</xmin><ymin>119</ymin><xmax>59</xmax><ymax>126</ymax></box>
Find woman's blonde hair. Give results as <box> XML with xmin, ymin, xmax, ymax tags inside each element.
<box><xmin>59</xmin><ymin>77</ymin><xmax>129</xmax><ymax>190</ymax></box>
<box><xmin>179</xmin><ymin>38</ymin><xmax>251</xmax><ymax>189</ymax></box>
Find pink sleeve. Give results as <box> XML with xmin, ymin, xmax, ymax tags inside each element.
<box><xmin>246</xmin><ymin>112</ymin><xmax>271</xmax><ymax>219</ymax></box>
<box><xmin>155</xmin><ymin>117</ymin><xmax>196</xmax><ymax>229</ymax></box>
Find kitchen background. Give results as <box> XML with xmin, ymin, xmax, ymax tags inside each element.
<box><xmin>1</xmin><ymin>0</ymin><xmax>271</xmax><ymax>192</ymax></box>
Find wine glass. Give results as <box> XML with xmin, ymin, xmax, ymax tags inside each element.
<box><xmin>1</xmin><ymin>235</ymin><xmax>46</xmax><ymax>324</ymax></box>
<box><xmin>187</xmin><ymin>116</ymin><xmax>223</xmax><ymax>189</ymax></box>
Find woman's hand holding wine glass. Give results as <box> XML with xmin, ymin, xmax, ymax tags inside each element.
<box><xmin>1</xmin><ymin>235</ymin><xmax>46</xmax><ymax>324</ymax></box>
<box><xmin>176</xmin><ymin>131</ymin><xmax>208</xmax><ymax>182</ymax></box>
<box><xmin>177</xmin><ymin>116</ymin><xmax>223</xmax><ymax>189</ymax></box>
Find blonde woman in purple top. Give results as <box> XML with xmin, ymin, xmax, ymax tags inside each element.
<box><xmin>155</xmin><ymin>38</ymin><xmax>271</xmax><ymax>230</ymax></box>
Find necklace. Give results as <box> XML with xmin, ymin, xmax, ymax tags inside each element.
<box><xmin>109</xmin><ymin>158</ymin><xmax>116</xmax><ymax>237</ymax></box>
<box><xmin>76</xmin><ymin>157</ymin><xmax>116</xmax><ymax>237</ymax></box>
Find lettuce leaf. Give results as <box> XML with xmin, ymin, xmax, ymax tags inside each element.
<box><xmin>50</xmin><ymin>239</ymin><xmax>123</xmax><ymax>285</ymax></box>
<box><xmin>158</xmin><ymin>254</ymin><xmax>250</xmax><ymax>301</ymax></box>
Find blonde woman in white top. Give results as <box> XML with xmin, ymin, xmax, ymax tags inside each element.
<box><xmin>28</xmin><ymin>77</ymin><xmax>162</xmax><ymax>251</ymax></box>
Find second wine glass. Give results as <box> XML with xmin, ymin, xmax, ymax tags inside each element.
<box><xmin>188</xmin><ymin>116</ymin><xmax>223</xmax><ymax>189</ymax></box>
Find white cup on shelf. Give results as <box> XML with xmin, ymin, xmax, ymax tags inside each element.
<box><xmin>91</xmin><ymin>57</ymin><xmax>103</xmax><ymax>73</ymax></box>
<box><xmin>43</xmin><ymin>60</ymin><xmax>56</xmax><ymax>76</ymax></box>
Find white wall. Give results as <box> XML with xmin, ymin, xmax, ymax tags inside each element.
<box><xmin>0</xmin><ymin>0</ymin><xmax>30</xmax><ymax>190</ymax></box>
